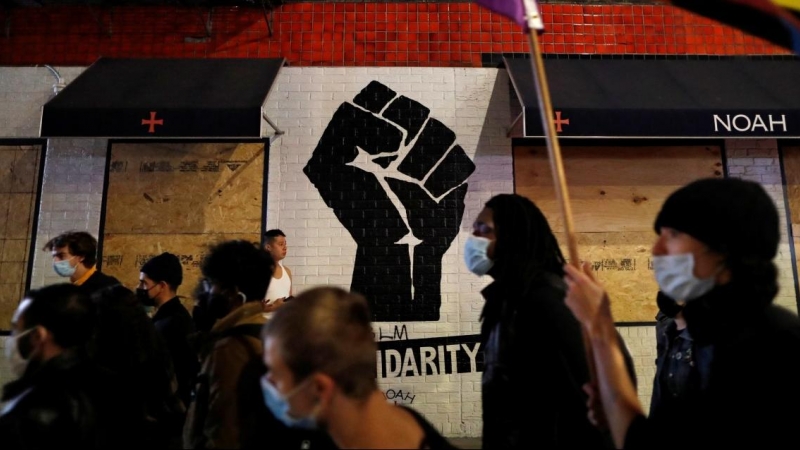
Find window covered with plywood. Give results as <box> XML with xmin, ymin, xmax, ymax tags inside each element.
<box><xmin>101</xmin><ymin>142</ymin><xmax>266</xmax><ymax>307</ymax></box>
<box><xmin>514</xmin><ymin>144</ymin><xmax>723</xmax><ymax>323</ymax></box>
<box><xmin>0</xmin><ymin>144</ymin><xmax>43</xmax><ymax>328</ymax></box>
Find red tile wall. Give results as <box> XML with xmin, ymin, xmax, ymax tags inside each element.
<box><xmin>0</xmin><ymin>2</ymin><xmax>789</xmax><ymax>66</ymax></box>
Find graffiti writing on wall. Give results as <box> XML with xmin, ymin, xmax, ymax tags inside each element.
<box><xmin>374</xmin><ymin>325</ymin><xmax>409</xmax><ymax>341</ymax></box>
<box><xmin>383</xmin><ymin>389</ymin><xmax>416</xmax><ymax>405</ymax></box>
<box><xmin>564</xmin><ymin>257</ymin><xmax>657</xmax><ymax>271</ymax></box>
<box><xmin>304</xmin><ymin>81</ymin><xmax>476</xmax><ymax>322</ymax></box>
<box><xmin>589</xmin><ymin>258</ymin><xmax>637</xmax><ymax>271</ymax></box>
<box><xmin>377</xmin><ymin>334</ymin><xmax>483</xmax><ymax>378</ymax></box>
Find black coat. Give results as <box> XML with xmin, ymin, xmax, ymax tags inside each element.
<box><xmin>480</xmin><ymin>272</ymin><xmax>634</xmax><ymax>449</ymax></box>
<box><xmin>153</xmin><ymin>297</ymin><xmax>199</xmax><ymax>408</ymax></box>
<box><xmin>77</xmin><ymin>270</ymin><xmax>121</xmax><ymax>295</ymax></box>
<box><xmin>0</xmin><ymin>350</ymin><xmax>131</xmax><ymax>448</ymax></box>
<box><xmin>627</xmin><ymin>284</ymin><xmax>800</xmax><ymax>448</ymax></box>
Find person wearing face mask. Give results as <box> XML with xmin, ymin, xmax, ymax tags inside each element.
<box><xmin>0</xmin><ymin>284</ymin><xmax>110</xmax><ymax>448</ymax></box>
<box><xmin>183</xmin><ymin>240</ymin><xmax>275</xmax><ymax>449</ymax></box>
<box><xmin>465</xmin><ymin>193</ymin><xmax>635</xmax><ymax>449</ymax></box>
<box><xmin>138</xmin><ymin>252</ymin><xmax>198</xmax><ymax>431</ymax></box>
<box><xmin>564</xmin><ymin>177</ymin><xmax>800</xmax><ymax>449</ymax></box>
<box><xmin>261</xmin><ymin>286</ymin><xmax>454</xmax><ymax>449</ymax></box>
<box><xmin>44</xmin><ymin>231</ymin><xmax>120</xmax><ymax>294</ymax></box>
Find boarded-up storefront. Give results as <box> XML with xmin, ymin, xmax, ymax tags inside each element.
<box><xmin>101</xmin><ymin>142</ymin><xmax>265</xmax><ymax>304</ymax></box>
<box><xmin>514</xmin><ymin>144</ymin><xmax>723</xmax><ymax>322</ymax></box>
<box><xmin>37</xmin><ymin>58</ymin><xmax>285</xmax><ymax>306</ymax></box>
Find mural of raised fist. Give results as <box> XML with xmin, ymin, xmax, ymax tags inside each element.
<box><xmin>304</xmin><ymin>81</ymin><xmax>476</xmax><ymax>321</ymax></box>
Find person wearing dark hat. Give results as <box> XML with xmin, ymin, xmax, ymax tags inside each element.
<box><xmin>563</xmin><ymin>177</ymin><xmax>800</xmax><ymax>449</ymax></box>
<box><xmin>138</xmin><ymin>253</ymin><xmax>198</xmax><ymax>418</ymax></box>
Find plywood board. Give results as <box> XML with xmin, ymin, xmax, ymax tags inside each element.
<box><xmin>515</xmin><ymin>145</ymin><xmax>723</xmax><ymax>232</ymax></box>
<box><xmin>515</xmin><ymin>145</ymin><xmax>723</xmax><ymax>322</ymax></box>
<box><xmin>555</xmin><ymin>231</ymin><xmax>659</xmax><ymax>322</ymax></box>
<box><xmin>105</xmin><ymin>142</ymin><xmax>264</xmax><ymax>234</ymax></box>
<box><xmin>11</xmin><ymin>147</ymin><xmax>40</xmax><ymax>193</ymax></box>
<box><xmin>6</xmin><ymin>194</ymin><xmax>35</xmax><ymax>239</ymax></box>
<box><xmin>783</xmin><ymin>146</ymin><xmax>800</xmax><ymax>303</ymax></box>
<box><xmin>0</xmin><ymin>283</ymin><xmax>24</xmax><ymax>329</ymax></box>
<box><xmin>103</xmin><ymin>142</ymin><xmax>265</xmax><ymax>310</ymax></box>
<box><xmin>0</xmin><ymin>147</ymin><xmax>16</xmax><ymax>193</ymax></box>
<box><xmin>2</xmin><ymin>239</ymin><xmax>29</xmax><ymax>262</ymax></box>
<box><xmin>0</xmin><ymin>145</ymin><xmax>41</xmax><ymax>329</ymax></box>
<box><xmin>783</xmin><ymin>147</ymin><xmax>800</xmax><ymax>228</ymax></box>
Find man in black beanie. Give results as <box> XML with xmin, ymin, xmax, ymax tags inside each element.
<box><xmin>138</xmin><ymin>253</ymin><xmax>198</xmax><ymax>423</ymax></box>
<box><xmin>563</xmin><ymin>177</ymin><xmax>800</xmax><ymax>449</ymax></box>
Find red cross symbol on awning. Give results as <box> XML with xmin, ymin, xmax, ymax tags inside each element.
<box><xmin>553</xmin><ymin>111</ymin><xmax>570</xmax><ymax>133</ymax></box>
<box><xmin>141</xmin><ymin>111</ymin><xmax>164</xmax><ymax>133</ymax></box>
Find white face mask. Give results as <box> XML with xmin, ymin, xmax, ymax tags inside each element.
<box><xmin>653</xmin><ymin>253</ymin><xmax>717</xmax><ymax>302</ymax></box>
<box><xmin>4</xmin><ymin>328</ymin><xmax>34</xmax><ymax>379</ymax></box>
<box><xmin>464</xmin><ymin>236</ymin><xmax>494</xmax><ymax>276</ymax></box>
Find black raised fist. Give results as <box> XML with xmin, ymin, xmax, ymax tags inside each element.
<box><xmin>304</xmin><ymin>81</ymin><xmax>475</xmax><ymax>321</ymax></box>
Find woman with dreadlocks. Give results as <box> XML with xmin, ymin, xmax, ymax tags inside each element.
<box><xmin>465</xmin><ymin>194</ymin><xmax>633</xmax><ymax>449</ymax></box>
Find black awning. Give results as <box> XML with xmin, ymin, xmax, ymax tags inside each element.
<box><xmin>41</xmin><ymin>57</ymin><xmax>286</xmax><ymax>138</ymax></box>
<box><xmin>505</xmin><ymin>56</ymin><xmax>800</xmax><ymax>138</ymax></box>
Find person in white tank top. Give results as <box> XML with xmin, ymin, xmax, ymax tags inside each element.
<box><xmin>263</xmin><ymin>229</ymin><xmax>292</xmax><ymax>315</ymax></box>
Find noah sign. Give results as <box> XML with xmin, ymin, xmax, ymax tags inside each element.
<box><xmin>713</xmin><ymin>114</ymin><xmax>788</xmax><ymax>134</ymax></box>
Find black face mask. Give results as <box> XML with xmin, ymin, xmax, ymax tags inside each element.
<box><xmin>136</xmin><ymin>287</ymin><xmax>156</xmax><ymax>307</ymax></box>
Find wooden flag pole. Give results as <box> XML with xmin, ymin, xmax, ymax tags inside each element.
<box><xmin>525</xmin><ymin>29</ymin><xmax>597</xmax><ymax>383</ymax></box>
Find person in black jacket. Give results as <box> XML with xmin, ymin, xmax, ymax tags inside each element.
<box><xmin>465</xmin><ymin>193</ymin><xmax>633</xmax><ymax>449</ymax></box>
<box><xmin>90</xmin><ymin>284</ymin><xmax>185</xmax><ymax>449</ymax></box>
<box><xmin>44</xmin><ymin>231</ymin><xmax>120</xmax><ymax>294</ymax></box>
<box><xmin>138</xmin><ymin>252</ymin><xmax>199</xmax><ymax>411</ymax></box>
<box><xmin>564</xmin><ymin>177</ymin><xmax>800</xmax><ymax>449</ymax></box>
<box><xmin>0</xmin><ymin>284</ymin><xmax>114</xmax><ymax>448</ymax></box>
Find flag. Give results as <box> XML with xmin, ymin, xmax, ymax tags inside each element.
<box><xmin>773</xmin><ymin>0</ymin><xmax>800</xmax><ymax>11</ymax></box>
<box><xmin>669</xmin><ymin>0</ymin><xmax>800</xmax><ymax>52</ymax></box>
<box><xmin>475</xmin><ymin>0</ymin><xmax>544</xmax><ymax>31</ymax></box>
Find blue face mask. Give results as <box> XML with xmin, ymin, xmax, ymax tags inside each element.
<box><xmin>464</xmin><ymin>235</ymin><xmax>494</xmax><ymax>276</ymax></box>
<box><xmin>260</xmin><ymin>377</ymin><xmax>318</xmax><ymax>430</ymax></box>
<box><xmin>53</xmin><ymin>257</ymin><xmax>76</xmax><ymax>278</ymax></box>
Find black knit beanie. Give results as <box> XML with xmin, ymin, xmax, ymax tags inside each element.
<box><xmin>141</xmin><ymin>252</ymin><xmax>183</xmax><ymax>288</ymax></box>
<box><xmin>654</xmin><ymin>178</ymin><xmax>779</xmax><ymax>261</ymax></box>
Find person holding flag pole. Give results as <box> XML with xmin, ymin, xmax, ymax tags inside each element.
<box><xmin>475</xmin><ymin>0</ymin><xmax>594</xmax><ymax>373</ymax></box>
<box><xmin>563</xmin><ymin>178</ymin><xmax>800</xmax><ymax>449</ymax></box>
<box><xmin>470</xmin><ymin>0</ymin><xmax>625</xmax><ymax>448</ymax></box>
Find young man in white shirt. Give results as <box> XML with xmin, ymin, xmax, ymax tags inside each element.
<box><xmin>263</xmin><ymin>229</ymin><xmax>293</xmax><ymax>314</ymax></box>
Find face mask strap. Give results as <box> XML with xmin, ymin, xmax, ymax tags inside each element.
<box><xmin>14</xmin><ymin>326</ymin><xmax>39</xmax><ymax>360</ymax></box>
